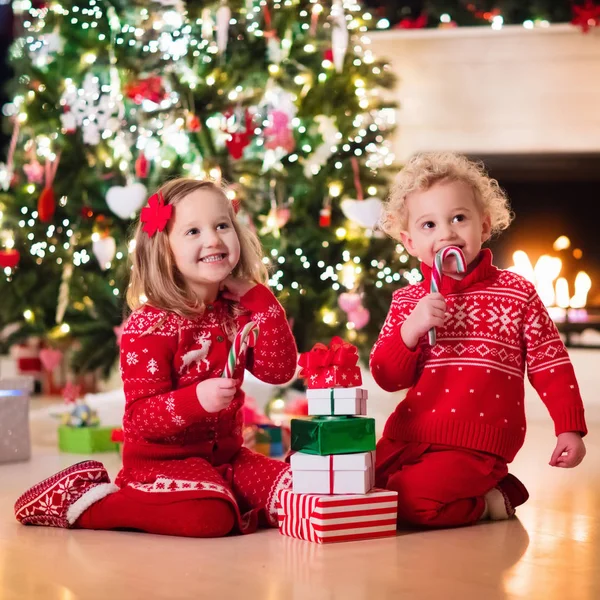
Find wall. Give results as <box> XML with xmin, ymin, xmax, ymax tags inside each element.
<box><xmin>367</xmin><ymin>24</ymin><xmax>600</xmax><ymax>162</ymax></box>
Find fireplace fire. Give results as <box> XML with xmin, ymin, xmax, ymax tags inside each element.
<box><xmin>507</xmin><ymin>237</ymin><xmax>591</xmax><ymax>323</ymax></box>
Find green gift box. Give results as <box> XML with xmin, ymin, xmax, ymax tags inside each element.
<box><xmin>58</xmin><ymin>425</ymin><xmax>119</xmax><ymax>454</ymax></box>
<box><xmin>290</xmin><ymin>416</ymin><xmax>376</xmax><ymax>456</ymax></box>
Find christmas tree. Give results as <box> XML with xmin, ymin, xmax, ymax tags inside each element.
<box><xmin>0</xmin><ymin>0</ymin><xmax>417</xmax><ymax>385</ymax></box>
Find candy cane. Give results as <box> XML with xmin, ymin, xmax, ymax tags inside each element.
<box><xmin>222</xmin><ymin>321</ymin><xmax>260</xmax><ymax>378</ymax></box>
<box><xmin>428</xmin><ymin>246</ymin><xmax>466</xmax><ymax>346</ymax></box>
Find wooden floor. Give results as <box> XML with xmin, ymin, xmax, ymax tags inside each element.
<box><xmin>1</xmin><ymin>403</ymin><xmax>599</xmax><ymax>600</ymax></box>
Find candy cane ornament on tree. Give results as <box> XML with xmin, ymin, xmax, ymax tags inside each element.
<box><xmin>428</xmin><ymin>246</ymin><xmax>467</xmax><ymax>346</ymax></box>
<box><xmin>222</xmin><ymin>321</ymin><xmax>260</xmax><ymax>378</ymax></box>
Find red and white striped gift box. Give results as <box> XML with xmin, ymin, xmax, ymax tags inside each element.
<box><xmin>277</xmin><ymin>488</ymin><xmax>398</xmax><ymax>543</ymax></box>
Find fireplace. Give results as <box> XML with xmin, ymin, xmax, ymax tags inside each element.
<box><xmin>475</xmin><ymin>153</ymin><xmax>600</xmax><ymax>348</ymax></box>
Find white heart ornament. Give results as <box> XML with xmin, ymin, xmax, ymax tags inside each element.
<box><xmin>340</xmin><ymin>197</ymin><xmax>383</xmax><ymax>229</ymax></box>
<box><xmin>106</xmin><ymin>183</ymin><xmax>147</xmax><ymax>219</ymax></box>
<box><xmin>93</xmin><ymin>236</ymin><xmax>116</xmax><ymax>270</ymax></box>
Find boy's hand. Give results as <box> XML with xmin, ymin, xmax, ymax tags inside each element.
<box><xmin>549</xmin><ymin>432</ymin><xmax>586</xmax><ymax>468</ymax></box>
<box><xmin>196</xmin><ymin>378</ymin><xmax>237</xmax><ymax>413</ymax></box>
<box><xmin>401</xmin><ymin>293</ymin><xmax>447</xmax><ymax>349</ymax></box>
<box><xmin>219</xmin><ymin>276</ymin><xmax>256</xmax><ymax>302</ymax></box>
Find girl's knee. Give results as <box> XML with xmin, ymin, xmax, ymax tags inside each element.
<box><xmin>188</xmin><ymin>499</ymin><xmax>236</xmax><ymax>537</ymax></box>
<box><xmin>167</xmin><ymin>499</ymin><xmax>236</xmax><ymax>538</ymax></box>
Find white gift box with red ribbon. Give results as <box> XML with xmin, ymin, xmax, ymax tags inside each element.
<box><xmin>306</xmin><ymin>387</ymin><xmax>367</xmax><ymax>416</ymax></box>
<box><xmin>277</xmin><ymin>487</ymin><xmax>398</xmax><ymax>543</ymax></box>
<box><xmin>290</xmin><ymin>450</ymin><xmax>375</xmax><ymax>495</ymax></box>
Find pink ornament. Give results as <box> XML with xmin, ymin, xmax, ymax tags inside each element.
<box><xmin>348</xmin><ymin>306</ymin><xmax>370</xmax><ymax>330</ymax></box>
<box><xmin>264</xmin><ymin>110</ymin><xmax>295</xmax><ymax>153</ymax></box>
<box><xmin>23</xmin><ymin>160</ymin><xmax>45</xmax><ymax>184</ymax></box>
<box><xmin>39</xmin><ymin>348</ymin><xmax>63</xmax><ymax>372</ymax></box>
<box><xmin>338</xmin><ymin>292</ymin><xmax>362</xmax><ymax>313</ymax></box>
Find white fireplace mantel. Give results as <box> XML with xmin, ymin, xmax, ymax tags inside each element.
<box><xmin>368</xmin><ymin>24</ymin><xmax>600</xmax><ymax>162</ymax></box>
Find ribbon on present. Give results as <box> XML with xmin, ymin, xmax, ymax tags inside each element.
<box><xmin>329</xmin><ymin>454</ymin><xmax>335</xmax><ymax>494</ymax></box>
<box><xmin>328</xmin><ymin>452</ymin><xmax>374</xmax><ymax>494</ymax></box>
<box><xmin>298</xmin><ymin>336</ymin><xmax>359</xmax><ymax>380</ymax></box>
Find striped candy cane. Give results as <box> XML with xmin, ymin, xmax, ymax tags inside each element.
<box><xmin>428</xmin><ymin>246</ymin><xmax>467</xmax><ymax>346</ymax></box>
<box><xmin>222</xmin><ymin>321</ymin><xmax>260</xmax><ymax>378</ymax></box>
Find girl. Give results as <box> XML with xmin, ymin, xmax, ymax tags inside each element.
<box><xmin>371</xmin><ymin>152</ymin><xmax>587</xmax><ymax>528</ymax></box>
<box><xmin>15</xmin><ymin>178</ymin><xmax>298</xmax><ymax>537</ymax></box>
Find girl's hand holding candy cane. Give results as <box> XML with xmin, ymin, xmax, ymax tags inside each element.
<box><xmin>196</xmin><ymin>377</ymin><xmax>238</xmax><ymax>413</ymax></box>
<box><xmin>195</xmin><ymin>322</ymin><xmax>260</xmax><ymax>413</ymax></box>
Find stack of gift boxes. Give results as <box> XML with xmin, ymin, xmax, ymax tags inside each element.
<box><xmin>277</xmin><ymin>337</ymin><xmax>398</xmax><ymax>544</ymax></box>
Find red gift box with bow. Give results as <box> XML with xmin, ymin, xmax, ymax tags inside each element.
<box><xmin>298</xmin><ymin>337</ymin><xmax>362</xmax><ymax>389</ymax></box>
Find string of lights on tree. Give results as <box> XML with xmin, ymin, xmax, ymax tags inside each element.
<box><xmin>0</xmin><ymin>0</ymin><xmax>418</xmax><ymax>377</ymax></box>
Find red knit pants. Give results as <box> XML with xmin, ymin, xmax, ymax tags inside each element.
<box><xmin>375</xmin><ymin>438</ymin><xmax>509</xmax><ymax>528</ymax></box>
<box><xmin>76</xmin><ymin>448</ymin><xmax>290</xmax><ymax>537</ymax></box>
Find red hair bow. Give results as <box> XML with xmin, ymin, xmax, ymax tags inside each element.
<box><xmin>141</xmin><ymin>191</ymin><xmax>172</xmax><ymax>237</ymax></box>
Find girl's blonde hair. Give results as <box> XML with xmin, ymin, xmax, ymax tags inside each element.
<box><xmin>126</xmin><ymin>178</ymin><xmax>268</xmax><ymax>319</ymax></box>
<box><xmin>380</xmin><ymin>151</ymin><xmax>513</xmax><ymax>240</ymax></box>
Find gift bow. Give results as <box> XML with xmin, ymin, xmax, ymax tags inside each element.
<box><xmin>298</xmin><ymin>336</ymin><xmax>359</xmax><ymax>377</ymax></box>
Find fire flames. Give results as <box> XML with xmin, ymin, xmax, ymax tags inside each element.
<box><xmin>507</xmin><ymin>237</ymin><xmax>591</xmax><ymax>312</ymax></box>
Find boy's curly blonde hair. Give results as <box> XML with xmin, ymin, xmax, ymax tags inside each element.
<box><xmin>380</xmin><ymin>151</ymin><xmax>513</xmax><ymax>240</ymax></box>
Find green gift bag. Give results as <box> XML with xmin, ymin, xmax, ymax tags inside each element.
<box><xmin>290</xmin><ymin>416</ymin><xmax>376</xmax><ymax>456</ymax></box>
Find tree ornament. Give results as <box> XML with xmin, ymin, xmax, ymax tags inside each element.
<box><xmin>338</xmin><ymin>292</ymin><xmax>362</xmax><ymax>313</ymax></box>
<box><xmin>216</xmin><ymin>3</ymin><xmax>231</xmax><ymax>53</ymax></box>
<box><xmin>39</xmin><ymin>348</ymin><xmax>63</xmax><ymax>372</ymax></box>
<box><xmin>60</xmin><ymin>74</ymin><xmax>123</xmax><ymax>145</ymax></box>
<box><xmin>0</xmin><ymin>163</ymin><xmax>12</xmax><ymax>192</ymax></box>
<box><xmin>319</xmin><ymin>197</ymin><xmax>332</xmax><ymax>228</ymax></box>
<box><xmin>135</xmin><ymin>153</ymin><xmax>149</xmax><ymax>179</ymax></box>
<box><xmin>330</xmin><ymin>0</ymin><xmax>348</xmax><ymax>73</ymax></box>
<box><xmin>339</xmin><ymin>157</ymin><xmax>383</xmax><ymax>230</ymax></box>
<box><xmin>396</xmin><ymin>13</ymin><xmax>428</xmax><ymax>29</ymax></box>
<box><xmin>0</xmin><ymin>120</ymin><xmax>19</xmax><ymax>191</ymax></box>
<box><xmin>187</xmin><ymin>113</ymin><xmax>201</xmax><ymax>132</ymax></box>
<box><xmin>105</xmin><ymin>182</ymin><xmax>147</xmax><ymax>219</ymax></box>
<box><xmin>30</xmin><ymin>29</ymin><xmax>64</xmax><ymax>68</ymax></box>
<box><xmin>223</xmin><ymin>108</ymin><xmax>254</xmax><ymax>160</ymax></box>
<box><xmin>348</xmin><ymin>306</ymin><xmax>370</xmax><ymax>330</ymax></box>
<box><xmin>23</xmin><ymin>159</ymin><xmax>45</xmax><ymax>184</ymax></box>
<box><xmin>92</xmin><ymin>234</ymin><xmax>117</xmax><ymax>270</ymax></box>
<box><xmin>340</xmin><ymin>197</ymin><xmax>383</xmax><ymax>229</ymax></box>
<box><xmin>0</xmin><ymin>249</ymin><xmax>20</xmax><ymax>269</ymax></box>
<box><xmin>56</xmin><ymin>262</ymin><xmax>73</xmax><ymax>325</ymax></box>
<box><xmin>303</xmin><ymin>115</ymin><xmax>338</xmax><ymax>177</ymax></box>
<box><xmin>202</xmin><ymin>8</ymin><xmax>214</xmax><ymax>41</ymax></box>
<box><xmin>124</xmin><ymin>75</ymin><xmax>167</xmax><ymax>105</ymax></box>
<box><xmin>37</xmin><ymin>153</ymin><xmax>61</xmax><ymax>223</ymax></box>
<box><xmin>571</xmin><ymin>0</ymin><xmax>600</xmax><ymax>32</ymax></box>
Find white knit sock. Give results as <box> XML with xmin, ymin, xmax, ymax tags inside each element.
<box><xmin>484</xmin><ymin>487</ymin><xmax>511</xmax><ymax>521</ymax></box>
<box><xmin>66</xmin><ymin>482</ymin><xmax>119</xmax><ymax>525</ymax></box>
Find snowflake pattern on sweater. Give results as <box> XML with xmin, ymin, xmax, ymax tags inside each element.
<box><xmin>119</xmin><ymin>284</ymin><xmax>297</xmax><ymax>446</ymax></box>
<box><xmin>370</xmin><ymin>250</ymin><xmax>587</xmax><ymax>463</ymax></box>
